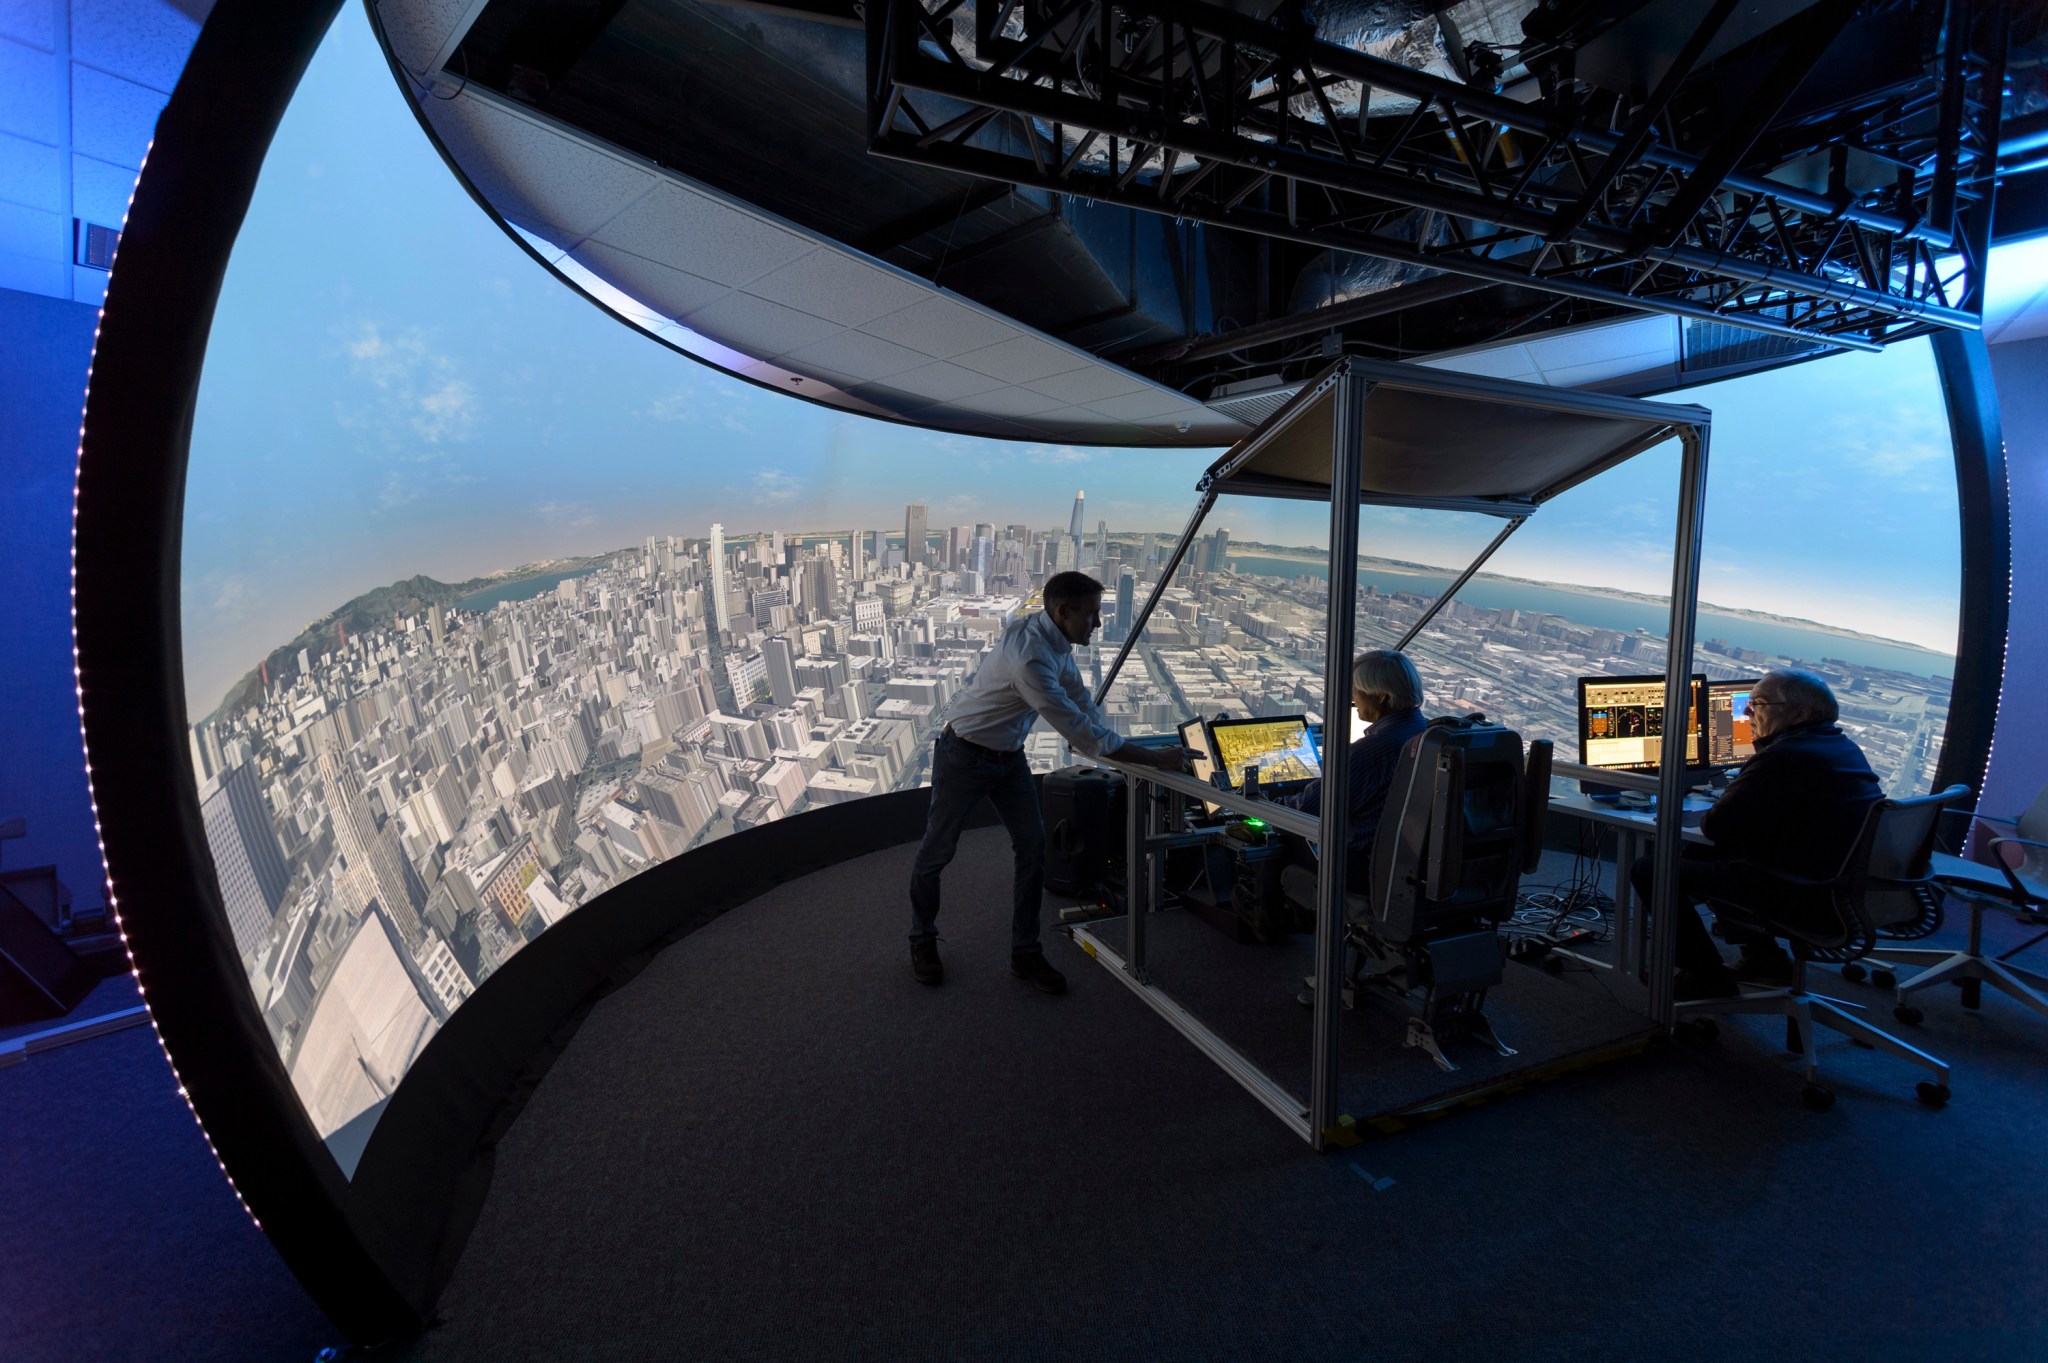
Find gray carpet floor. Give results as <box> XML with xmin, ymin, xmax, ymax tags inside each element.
<box><xmin>383</xmin><ymin>829</ymin><xmax>2048</xmax><ymax>1363</ymax></box>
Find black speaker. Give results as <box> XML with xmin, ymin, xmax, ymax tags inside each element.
<box><xmin>1041</xmin><ymin>766</ymin><xmax>1126</xmax><ymax>896</ymax></box>
<box><xmin>0</xmin><ymin>884</ymin><xmax>98</xmax><ymax>1024</ymax></box>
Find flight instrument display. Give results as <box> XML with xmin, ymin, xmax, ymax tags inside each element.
<box><xmin>1706</xmin><ymin>678</ymin><xmax>1761</xmax><ymax>766</ymax></box>
<box><xmin>1578</xmin><ymin>675</ymin><xmax>1706</xmax><ymax>771</ymax></box>
<box><xmin>1209</xmin><ymin>717</ymin><xmax>1321</xmax><ymax>788</ymax></box>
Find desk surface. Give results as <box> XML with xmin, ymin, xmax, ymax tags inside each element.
<box><xmin>1548</xmin><ymin>792</ymin><xmax>1714</xmax><ymax>845</ymax></box>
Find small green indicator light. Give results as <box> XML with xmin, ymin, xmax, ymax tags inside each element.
<box><xmin>1246</xmin><ymin>818</ymin><xmax>1266</xmax><ymax>828</ymax></box>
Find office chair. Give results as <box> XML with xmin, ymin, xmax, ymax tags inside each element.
<box><xmin>1281</xmin><ymin>717</ymin><xmax>1552</xmax><ymax>1072</ymax></box>
<box><xmin>1852</xmin><ymin>779</ymin><xmax>2048</xmax><ymax>1027</ymax></box>
<box><xmin>1678</xmin><ymin>784</ymin><xmax>1971</xmax><ymax>1110</ymax></box>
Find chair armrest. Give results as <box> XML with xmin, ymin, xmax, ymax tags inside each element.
<box><xmin>1985</xmin><ymin>837</ymin><xmax>2047</xmax><ymax>904</ymax></box>
<box><xmin>1989</xmin><ymin>836</ymin><xmax>2048</xmax><ymax>853</ymax></box>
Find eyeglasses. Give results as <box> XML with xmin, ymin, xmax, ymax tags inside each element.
<box><xmin>1749</xmin><ymin>698</ymin><xmax>1782</xmax><ymax>708</ymax></box>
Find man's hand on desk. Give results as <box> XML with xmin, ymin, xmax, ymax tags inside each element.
<box><xmin>1119</xmin><ymin>744</ymin><xmax>1202</xmax><ymax>773</ymax></box>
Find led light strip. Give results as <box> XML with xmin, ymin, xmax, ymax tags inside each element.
<box><xmin>70</xmin><ymin>137</ymin><xmax>265</xmax><ymax>1232</ymax></box>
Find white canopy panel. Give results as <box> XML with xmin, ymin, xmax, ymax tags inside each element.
<box><xmin>1208</xmin><ymin>357</ymin><xmax>1707</xmax><ymax>516</ymax></box>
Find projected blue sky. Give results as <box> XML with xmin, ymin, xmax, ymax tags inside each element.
<box><xmin>181</xmin><ymin>6</ymin><xmax>1961</xmax><ymax>710</ymax></box>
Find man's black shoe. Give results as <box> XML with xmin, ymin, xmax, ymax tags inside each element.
<box><xmin>1011</xmin><ymin>949</ymin><xmax>1066</xmax><ymax>995</ymax></box>
<box><xmin>911</xmin><ymin>939</ymin><xmax>943</xmax><ymax>986</ymax></box>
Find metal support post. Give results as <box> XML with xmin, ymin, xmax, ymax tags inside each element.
<box><xmin>1125</xmin><ymin>769</ymin><xmax>1146</xmax><ymax>977</ymax></box>
<box><xmin>1647</xmin><ymin>428</ymin><xmax>1710</xmax><ymax>1025</ymax></box>
<box><xmin>1396</xmin><ymin>515</ymin><xmax>1528</xmax><ymax>650</ymax></box>
<box><xmin>1309</xmin><ymin>374</ymin><xmax>1367</xmax><ymax>1148</ymax></box>
<box><xmin>1095</xmin><ymin>489</ymin><xmax>1217</xmax><ymax>704</ymax></box>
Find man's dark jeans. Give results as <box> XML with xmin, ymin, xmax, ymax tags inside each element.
<box><xmin>1630</xmin><ymin>849</ymin><xmax>1822</xmax><ymax>972</ymax></box>
<box><xmin>909</xmin><ymin>729</ymin><xmax>1046</xmax><ymax>952</ymax></box>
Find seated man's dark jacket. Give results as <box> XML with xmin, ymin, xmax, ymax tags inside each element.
<box><xmin>1700</xmin><ymin>720</ymin><xmax>1883</xmax><ymax>886</ymax></box>
<box><xmin>1282</xmin><ymin>707</ymin><xmax>1429</xmax><ymax>878</ymax></box>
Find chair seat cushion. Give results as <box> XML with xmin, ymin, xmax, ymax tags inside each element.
<box><xmin>1933</xmin><ymin>851</ymin><xmax>2044</xmax><ymax>906</ymax></box>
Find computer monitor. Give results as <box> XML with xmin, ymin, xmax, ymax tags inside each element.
<box><xmin>1207</xmin><ymin>715</ymin><xmax>1321</xmax><ymax>790</ymax></box>
<box><xmin>1705</xmin><ymin>678</ymin><xmax>1762</xmax><ymax>768</ymax></box>
<box><xmin>1178</xmin><ymin>718</ymin><xmax>1218</xmax><ymax>785</ymax></box>
<box><xmin>1177</xmin><ymin>718</ymin><xmax>1225</xmax><ymax>816</ymax></box>
<box><xmin>1577</xmin><ymin>674</ymin><xmax>1708</xmax><ymax>775</ymax></box>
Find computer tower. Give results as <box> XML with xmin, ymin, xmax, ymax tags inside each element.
<box><xmin>1041</xmin><ymin>766</ymin><xmax>1126</xmax><ymax>896</ymax></box>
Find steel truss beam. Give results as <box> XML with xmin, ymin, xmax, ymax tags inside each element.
<box><xmin>865</xmin><ymin>0</ymin><xmax>2003</xmax><ymax>354</ymax></box>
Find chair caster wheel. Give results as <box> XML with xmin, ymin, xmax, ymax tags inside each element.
<box><xmin>1915</xmin><ymin>1081</ymin><xmax>1951</xmax><ymax>1108</ymax></box>
<box><xmin>1801</xmin><ymin>1083</ymin><xmax>1835</xmax><ymax>1112</ymax></box>
<box><xmin>1839</xmin><ymin>963</ymin><xmax>1866</xmax><ymax>983</ymax></box>
<box><xmin>1894</xmin><ymin>1004</ymin><xmax>1924</xmax><ymax>1026</ymax></box>
<box><xmin>1677</xmin><ymin>1017</ymin><xmax>1718</xmax><ymax>1041</ymax></box>
<box><xmin>1869</xmin><ymin>968</ymin><xmax>1897</xmax><ymax>990</ymax></box>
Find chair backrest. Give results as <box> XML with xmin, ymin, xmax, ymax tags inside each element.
<box><xmin>2017</xmin><ymin>779</ymin><xmax>2048</xmax><ymax>848</ymax></box>
<box><xmin>1841</xmin><ymin>784</ymin><xmax>1973</xmax><ymax>936</ymax></box>
<box><xmin>1367</xmin><ymin>718</ymin><xmax>1550</xmax><ymax>945</ymax></box>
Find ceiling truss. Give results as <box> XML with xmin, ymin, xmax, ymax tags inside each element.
<box><xmin>865</xmin><ymin>0</ymin><xmax>2005</xmax><ymax>358</ymax></box>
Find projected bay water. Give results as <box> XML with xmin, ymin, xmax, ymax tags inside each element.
<box><xmin>455</xmin><ymin>569</ymin><xmax>591</xmax><ymax>612</ymax></box>
<box><xmin>1228</xmin><ymin>554</ymin><xmax>1953</xmax><ymax>678</ymax></box>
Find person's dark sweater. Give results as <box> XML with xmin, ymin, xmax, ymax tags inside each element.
<box><xmin>1701</xmin><ymin>719</ymin><xmax>1883</xmax><ymax>879</ymax></box>
<box><xmin>1283</xmin><ymin>706</ymin><xmax>1429</xmax><ymax>855</ymax></box>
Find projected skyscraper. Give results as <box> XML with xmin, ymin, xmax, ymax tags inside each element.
<box><xmin>1068</xmin><ymin>489</ymin><xmax>1085</xmax><ymax>540</ymax></box>
<box><xmin>199</xmin><ymin>762</ymin><xmax>290</xmax><ymax>959</ymax></box>
<box><xmin>709</xmin><ymin>522</ymin><xmax>731</xmax><ymax>634</ymax></box>
<box><xmin>905</xmin><ymin>502</ymin><xmax>927</xmax><ymax>569</ymax></box>
<box><xmin>318</xmin><ymin>745</ymin><xmax>426</xmax><ymax>953</ymax></box>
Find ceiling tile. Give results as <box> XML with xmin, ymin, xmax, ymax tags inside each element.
<box><xmin>873</xmin><ymin>360</ymin><xmax>1008</xmax><ymax>403</ymax></box>
<box><xmin>592</xmin><ymin>181</ymin><xmax>813</xmax><ymax>287</ymax></box>
<box><xmin>1082</xmin><ymin>389</ymin><xmax>1197</xmax><ymax>421</ymax></box>
<box><xmin>682</xmin><ymin>292</ymin><xmax>844</xmax><ymax>357</ymax></box>
<box><xmin>574</xmin><ymin>243</ymin><xmax>731</xmax><ymax>318</ymax></box>
<box><xmin>742</xmin><ymin>252</ymin><xmax>936</xmax><ymax>328</ymax></box>
<box><xmin>429</xmin><ymin>94</ymin><xmax>655</xmax><ymax>240</ymax></box>
<box><xmin>952</xmin><ymin>333</ymin><xmax>1094</xmax><ymax>383</ymax></box>
<box><xmin>863</xmin><ymin>295</ymin><xmax>1019</xmax><ymax>358</ymax></box>
<box><xmin>780</xmin><ymin>330</ymin><xmax>931</xmax><ymax>382</ymax></box>
<box><xmin>1023</xmin><ymin>366</ymin><xmax>1151</xmax><ymax>404</ymax></box>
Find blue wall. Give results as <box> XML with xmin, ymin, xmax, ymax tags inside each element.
<box><xmin>1984</xmin><ymin>334</ymin><xmax>2048</xmax><ymax>824</ymax></box>
<box><xmin>1</xmin><ymin>0</ymin><xmax>208</xmax><ymax>907</ymax></box>
<box><xmin>0</xmin><ymin>285</ymin><xmax>100</xmax><ymax>904</ymax></box>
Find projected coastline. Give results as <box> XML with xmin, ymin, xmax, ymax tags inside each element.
<box><xmin>187</xmin><ymin>509</ymin><xmax>1953</xmax><ymax>1168</ymax></box>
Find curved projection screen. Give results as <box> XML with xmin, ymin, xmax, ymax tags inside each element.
<box><xmin>181</xmin><ymin>6</ymin><xmax>1213</xmax><ymax>1172</ymax></box>
<box><xmin>181</xmin><ymin>8</ymin><xmax>1966</xmax><ymax>1176</ymax></box>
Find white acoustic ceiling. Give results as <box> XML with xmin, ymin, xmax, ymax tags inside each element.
<box><xmin>371</xmin><ymin>0</ymin><xmax>1244</xmax><ymax>448</ymax></box>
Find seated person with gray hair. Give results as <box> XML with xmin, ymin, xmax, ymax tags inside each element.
<box><xmin>1630</xmin><ymin>668</ymin><xmax>1883</xmax><ymax>999</ymax></box>
<box><xmin>1276</xmin><ymin>649</ymin><xmax>1430</xmax><ymax>887</ymax></box>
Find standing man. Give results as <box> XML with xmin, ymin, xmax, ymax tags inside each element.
<box><xmin>908</xmin><ymin>571</ymin><xmax>1189</xmax><ymax>993</ymax></box>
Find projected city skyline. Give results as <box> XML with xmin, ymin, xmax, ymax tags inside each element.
<box><xmin>179</xmin><ymin>6</ymin><xmax>1964</xmax><ymax>726</ymax></box>
<box><xmin>177</xmin><ymin>5</ymin><xmax>1968</xmax><ymax>1168</ymax></box>
<box><xmin>190</xmin><ymin>492</ymin><xmax>1950</xmax><ymax>1167</ymax></box>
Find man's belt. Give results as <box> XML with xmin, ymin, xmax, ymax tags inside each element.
<box><xmin>944</xmin><ymin>726</ymin><xmax>1012</xmax><ymax>760</ymax></box>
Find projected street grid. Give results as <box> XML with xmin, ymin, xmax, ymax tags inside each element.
<box><xmin>1210</xmin><ymin>719</ymin><xmax>1321</xmax><ymax>787</ymax></box>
